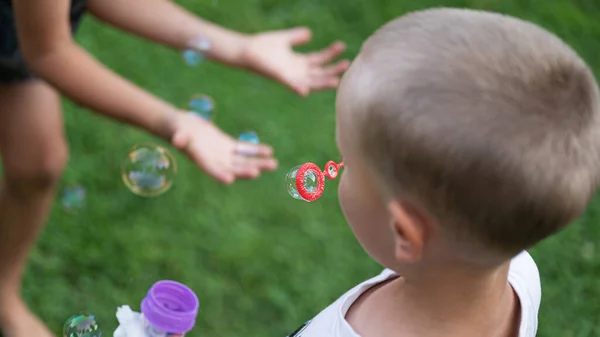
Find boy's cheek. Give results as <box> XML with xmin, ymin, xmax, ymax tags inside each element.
<box><xmin>338</xmin><ymin>171</ymin><xmax>398</xmax><ymax>266</ymax></box>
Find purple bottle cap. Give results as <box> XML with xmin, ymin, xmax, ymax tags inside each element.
<box><xmin>141</xmin><ymin>280</ymin><xmax>200</xmax><ymax>334</ymax></box>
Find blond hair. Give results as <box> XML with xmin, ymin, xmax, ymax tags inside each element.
<box><xmin>345</xmin><ymin>8</ymin><xmax>600</xmax><ymax>255</ymax></box>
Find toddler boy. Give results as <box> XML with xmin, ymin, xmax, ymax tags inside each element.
<box><xmin>288</xmin><ymin>8</ymin><xmax>600</xmax><ymax>337</ymax></box>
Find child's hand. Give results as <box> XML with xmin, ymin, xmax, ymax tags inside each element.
<box><xmin>242</xmin><ymin>27</ymin><xmax>350</xmax><ymax>96</ymax></box>
<box><xmin>170</xmin><ymin>113</ymin><xmax>278</xmax><ymax>184</ymax></box>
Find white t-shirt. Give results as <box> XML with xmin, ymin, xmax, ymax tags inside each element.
<box><xmin>286</xmin><ymin>251</ymin><xmax>541</xmax><ymax>337</ymax></box>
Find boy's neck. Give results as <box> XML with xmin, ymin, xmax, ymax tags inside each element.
<box><xmin>347</xmin><ymin>261</ymin><xmax>521</xmax><ymax>337</ymax></box>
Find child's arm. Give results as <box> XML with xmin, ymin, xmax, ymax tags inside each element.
<box><xmin>13</xmin><ymin>0</ymin><xmax>178</xmax><ymax>139</ymax></box>
<box><xmin>87</xmin><ymin>0</ymin><xmax>248</xmax><ymax>67</ymax></box>
<box><xmin>12</xmin><ymin>0</ymin><xmax>277</xmax><ymax>184</ymax></box>
<box><xmin>86</xmin><ymin>0</ymin><xmax>350</xmax><ymax>96</ymax></box>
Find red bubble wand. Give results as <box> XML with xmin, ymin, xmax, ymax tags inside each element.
<box><xmin>289</xmin><ymin>160</ymin><xmax>344</xmax><ymax>202</ymax></box>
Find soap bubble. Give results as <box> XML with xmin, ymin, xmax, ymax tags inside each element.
<box><xmin>285</xmin><ymin>166</ymin><xmax>319</xmax><ymax>202</ymax></box>
<box><xmin>60</xmin><ymin>185</ymin><xmax>86</xmax><ymax>211</ymax></box>
<box><xmin>238</xmin><ymin>131</ymin><xmax>260</xmax><ymax>144</ymax></box>
<box><xmin>182</xmin><ymin>37</ymin><xmax>210</xmax><ymax>67</ymax></box>
<box><xmin>121</xmin><ymin>144</ymin><xmax>177</xmax><ymax>197</ymax></box>
<box><xmin>286</xmin><ymin>166</ymin><xmax>304</xmax><ymax>201</ymax></box>
<box><xmin>304</xmin><ymin>172</ymin><xmax>318</xmax><ymax>193</ymax></box>
<box><xmin>63</xmin><ymin>314</ymin><xmax>102</xmax><ymax>337</ymax></box>
<box><xmin>187</xmin><ymin>94</ymin><xmax>215</xmax><ymax>121</ymax></box>
<box><xmin>182</xmin><ymin>49</ymin><xmax>205</xmax><ymax>66</ymax></box>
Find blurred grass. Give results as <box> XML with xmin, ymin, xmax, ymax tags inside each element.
<box><xmin>14</xmin><ymin>0</ymin><xmax>600</xmax><ymax>336</ymax></box>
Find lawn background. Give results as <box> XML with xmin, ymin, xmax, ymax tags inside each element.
<box><xmin>17</xmin><ymin>0</ymin><xmax>600</xmax><ymax>336</ymax></box>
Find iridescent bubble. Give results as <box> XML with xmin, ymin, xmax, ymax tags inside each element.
<box><xmin>182</xmin><ymin>49</ymin><xmax>205</xmax><ymax>66</ymax></box>
<box><xmin>304</xmin><ymin>171</ymin><xmax>318</xmax><ymax>193</ymax></box>
<box><xmin>285</xmin><ymin>166</ymin><xmax>318</xmax><ymax>202</ymax></box>
<box><xmin>121</xmin><ymin>144</ymin><xmax>177</xmax><ymax>197</ymax></box>
<box><xmin>238</xmin><ymin>131</ymin><xmax>260</xmax><ymax>144</ymax></box>
<box><xmin>60</xmin><ymin>185</ymin><xmax>86</xmax><ymax>211</ymax></box>
<box><xmin>187</xmin><ymin>94</ymin><xmax>215</xmax><ymax>121</ymax></box>
<box><xmin>63</xmin><ymin>314</ymin><xmax>102</xmax><ymax>337</ymax></box>
<box><xmin>182</xmin><ymin>37</ymin><xmax>210</xmax><ymax>67</ymax></box>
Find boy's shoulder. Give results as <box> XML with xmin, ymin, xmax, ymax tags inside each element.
<box><xmin>286</xmin><ymin>251</ymin><xmax>541</xmax><ymax>337</ymax></box>
<box><xmin>285</xmin><ymin>269</ymin><xmax>393</xmax><ymax>337</ymax></box>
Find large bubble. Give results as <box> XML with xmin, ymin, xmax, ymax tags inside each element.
<box><xmin>63</xmin><ymin>314</ymin><xmax>102</xmax><ymax>337</ymax></box>
<box><xmin>121</xmin><ymin>144</ymin><xmax>177</xmax><ymax>197</ymax></box>
<box><xmin>285</xmin><ymin>166</ymin><xmax>318</xmax><ymax>202</ymax></box>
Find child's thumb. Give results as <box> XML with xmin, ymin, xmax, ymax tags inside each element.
<box><xmin>287</xmin><ymin>27</ymin><xmax>312</xmax><ymax>46</ymax></box>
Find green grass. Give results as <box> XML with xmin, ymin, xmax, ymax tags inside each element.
<box><xmin>15</xmin><ymin>0</ymin><xmax>600</xmax><ymax>336</ymax></box>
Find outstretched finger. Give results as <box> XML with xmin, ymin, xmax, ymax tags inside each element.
<box><xmin>286</xmin><ymin>27</ymin><xmax>313</xmax><ymax>46</ymax></box>
<box><xmin>309</xmin><ymin>59</ymin><xmax>351</xmax><ymax>78</ymax></box>
<box><xmin>234</xmin><ymin>142</ymin><xmax>275</xmax><ymax>157</ymax></box>
<box><xmin>307</xmin><ymin>41</ymin><xmax>346</xmax><ymax>66</ymax></box>
<box><xmin>232</xmin><ymin>156</ymin><xmax>279</xmax><ymax>178</ymax></box>
<box><xmin>309</xmin><ymin>77</ymin><xmax>341</xmax><ymax>91</ymax></box>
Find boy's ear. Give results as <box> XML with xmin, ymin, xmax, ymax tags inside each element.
<box><xmin>387</xmin><ymin>200</ymin><xmax>426</xmax><ymax>263</ymax></box>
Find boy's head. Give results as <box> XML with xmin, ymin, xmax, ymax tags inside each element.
<box><xmin>336</xmin><ymin>8</ymin><xmax>600</xmax><ymax>269</ymax></box>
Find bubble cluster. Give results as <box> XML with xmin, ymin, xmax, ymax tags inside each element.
<box><xmin>61</xmin><ymin>185</ymin><xmax>86</xmax><ymax>211</ymax></box>
<box><xmin>238</xmin><ymin>131</ymin><xmax>260</xmax><ymax>144</ymax></box>
<box><xmin>285</xmin><ymin>166</ymin><xmax>318</xmax><ymax>202</ymax></box>
<box><xmin>187</xmin><ymin>94</ymin><xmax>215</xmax><ymax>121</ymax></box>
<box><xmin>121</xmin><ymin>144</ymin><xmax>177</xmax><ymax>197</ymax></box>
<box><xmin>182</xmin><ymin>37</ymin><xmax>210</xmax><ymax>67</ymax></box>
<box><xmin>63</xmin><ymin>314</ymin><xmax>102</xmax><ymax>337</ymax></box>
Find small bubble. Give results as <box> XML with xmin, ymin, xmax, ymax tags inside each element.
<box><xmin>63</xmin><ymin>314</ymin><xmax>101</xmax><ymax>337</ymax></box>
<box><xmin>61</xmin><ymin>185</ymin><xmax>86</xmax><ymax>211</ymax></box>
<box><xmin>285</xmin><ymin>166</ymin><xmax>318</xmax><ymax>202</ymax></box>
<box><xmin>121</xmin><ymin>144</ymin><xmax>177</xmax><ymax>197</ymax></box>
<box><xmin>182</xmin><ymin>37</ymin><xmax>210</xmax><ymax>67</ymax></box>
<box><xmin>190</xmin><ymin>36</ymin><xmax>211</xmax><ymax>51</ymax></box>
<box><xmin>182</xmin><ymin>50</ymin><xmax>205</xmax><ymax>66</ymax></box>
<box><xmin>238</xmin><ymin>131</ymin><xmax>260</xmax><ymax>144</ymax></box>
<box><xmin>187</xmin><ymin>94</ymin><xmax>215</xmax><ymax>121</ymax></box>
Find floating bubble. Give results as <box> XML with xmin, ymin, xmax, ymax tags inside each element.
<box><xmin>60</xmin><ymin>185</ymin><xmax>86</xmax><ymax>211</ymax></box>
<box><xmin>121</xmin><ymin>144</ymin><xmax>177</xmax><ymax>197</ymax></box>
<box><xmin>182</xmin><ymin>37</ymin><xmax>210</xmax><ymax>67</ymax></box>
<box><xmin>63</xmin><ymin>314</ymin><xmax>102</xmax><ymax>337</ymax></box>
<box><xmin>238</xmin><ymin>131</ymin><xmax>260</xmax><ymax>144</ymax></box>
<box><xmin>182</xmin><ymin>50</ymin><xmax>205</xmax><ymax>66</ymax></box>
<box><xmin>187</xmin><ymin>94</ymin><xmax>215</xmax><ymax>121</ymax></box>
<box><xmin>285</xmin><ymin>166</ymin><xmax>319</xmax><ymax>202</ymax></box>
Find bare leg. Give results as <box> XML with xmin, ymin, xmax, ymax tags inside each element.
<box><xmin>0</xmin><ymin>80</ymin><xmax>68</xmax><ymax>337</ymax></box>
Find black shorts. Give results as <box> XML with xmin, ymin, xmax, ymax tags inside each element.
<box><xmin>0</xmin><ymin>0</ymin><xmax>87</xmax><ymax>84</ymax></box>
